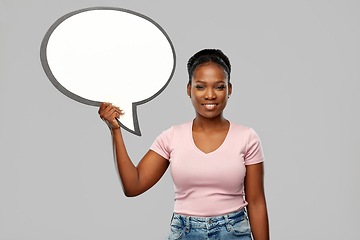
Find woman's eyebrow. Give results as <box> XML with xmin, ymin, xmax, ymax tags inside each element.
<box><xmin>215</xmin><ymin>80</ymin><xmax>226</xmax><ymax>84</ymax></box>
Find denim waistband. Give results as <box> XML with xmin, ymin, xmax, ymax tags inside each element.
<box><xmin>171</xmin><ymin>208</ymin><xmax>247</xmax><ymax>230</ymax></box>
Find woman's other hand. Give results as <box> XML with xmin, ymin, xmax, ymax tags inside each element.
<box><xmin>98</xmin><ymin>102</ymin><xmax>124</xmax><ymax>130</ymax></box>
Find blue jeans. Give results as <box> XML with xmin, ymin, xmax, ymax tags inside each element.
<box><xmin>168</xmin><ymin>208</ymin><xmax>252</xmax><ymax>240</ymax></box>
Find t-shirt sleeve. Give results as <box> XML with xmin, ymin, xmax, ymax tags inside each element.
<box><xmin>244</xmin><ymin>128</ymin><xmax>265</xmax><ymax>165</ymax></box>
<box><xmin>150</xmin><ymin>127</ymin><xmax>174</xmax><ymax>160</ymax></box>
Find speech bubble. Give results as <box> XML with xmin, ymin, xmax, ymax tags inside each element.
<box><xmin>40</xmin><ymin>7</ymin><xmax>176</xmax><ymax>136</ymax></box>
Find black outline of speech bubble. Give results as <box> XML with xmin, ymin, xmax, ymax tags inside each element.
<box><xmin>40</xmin><ymin>7</ymin><xmax>176</xmax><ymax>136</ymax></box>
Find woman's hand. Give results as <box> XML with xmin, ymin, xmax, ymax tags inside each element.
<box><xmin>98</xmin><ymin>102</ymin><xmax>124</xmax><ymax>130</ymax></box>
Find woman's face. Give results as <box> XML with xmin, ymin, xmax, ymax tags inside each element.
<box><xmin>187</xmin><ymin>62</ymin><xmax>232</xmax><ymax>120</ymax></box>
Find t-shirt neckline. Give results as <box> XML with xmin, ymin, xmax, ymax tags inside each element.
<box><xmin>190</xmin><ymin>120</ymin><xmax>232</xmax><ymax>155</ymax></box>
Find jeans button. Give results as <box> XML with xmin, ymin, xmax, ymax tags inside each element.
<box><xmin>208</xmin><ymin>220</ymin><xmax>212</xmax><ymax>224</ymax></box>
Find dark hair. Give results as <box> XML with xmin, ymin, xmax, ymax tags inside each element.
<box><xmin>187</xmin><ymin>49</ymin><xmax>231</xmax><ymax>85</ymax></box>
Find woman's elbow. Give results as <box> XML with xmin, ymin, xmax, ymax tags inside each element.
<box><xmin>124</xmin><ymin>190</ymin><xmax>136</xmax><ymax>197</ymax></box>
<box><xmin>123</xmin><ymin>188</ymin><xmax>143</xmax><ymax>197</ymax></box>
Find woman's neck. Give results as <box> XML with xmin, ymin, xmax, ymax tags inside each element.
<box><xmin>193</xmin><ymin>113</ymin><xmax>228</xmax><ymax>132</ymax></box>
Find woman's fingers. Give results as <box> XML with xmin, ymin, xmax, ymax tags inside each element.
<box><xmin>104</xmin><ymin>107</ymin><xmax>118</xmax><ymax>120</ymax></box>
<box><xmin>98</xmin><ymin>103</ymin><xmax>124</xmax><ymax>129</ymax></box>
<box><xmin>102</xmin><ymin>108</ymin><xmax>119</xmax><ymax>128</ymax></box>
<box><xmin>98</xmin><ymin>102</ymin><xmax>110</xmax><ymax>114</ymax></box>
<box><xmin>99</xmin><ymin>103</ymin><xmax>114</xmax><ymax>117</ymax></box>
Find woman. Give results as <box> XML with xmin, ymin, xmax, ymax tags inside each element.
<box><xmin>98</xmin><ymin>49</ymin><xmax>269</xmax><ymax>239</ymax></box>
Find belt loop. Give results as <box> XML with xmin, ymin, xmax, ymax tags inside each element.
<box><xmin>185</xmin><ymin>216</ymin><xmax>190</xmax><ymax>233</ymax></box>
<box><xmin>224</xmin><ymin>214</ymin><xmax>231</xmax><ymax>232</ymax></box>
<box><xmin>170</xmin><ymin>213</ymin><xmax>174</xmax><ymax>225</ymax></box>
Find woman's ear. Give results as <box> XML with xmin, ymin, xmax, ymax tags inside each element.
<box><xmin>228</xmin><ymin>83</ymin><xmax>232</xmax><ymax>96</ymax></box>
<box><xmin>187</xmin><ymin>83</ymin><xmax>191</xmax><ymax>98</ymax></box>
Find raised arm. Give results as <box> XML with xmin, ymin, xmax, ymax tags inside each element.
<box><xmin>98</xmin><ymin>102</ymin><xmax>169</xmax><ymax>197</ymax></box>
<box><xmin>244</xmin><ymin>162</ymin><xmax>269</xmax><ymax>240</ymax></box>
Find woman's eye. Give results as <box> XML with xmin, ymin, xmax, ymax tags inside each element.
<box><xmin>216</xmin><ymin>85</ymin><xmax>225</xmax><ymax>90</ymax></box>
<box><xmin>195</xmin><ymin>86</ymin><xmax>204</xmax><ymax>90</ymax></box>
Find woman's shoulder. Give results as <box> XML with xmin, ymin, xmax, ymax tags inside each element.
<box><xmin>172</xmin><ymin>121</ymin><xmax>192</xmax><ymax>131</ymax></box>
<box><xmin>229</xmin><ymin>121</ymin><xmax>261</xmax><ymax>139</ymax></box>
<box><xmin>229</xmin><ymin>121</ymin><xmax>253</xmax><ymax>132</ymax></box>
<box><xmin>156</xmin><ymin>121</ymin><xmax>191</xmax><ymax>137</ymax></box>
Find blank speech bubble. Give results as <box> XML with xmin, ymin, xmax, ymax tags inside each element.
<box><xmin>40</xmin><ymin>7</ymin><xmax>176</xmax><ymax>136</ymax></box>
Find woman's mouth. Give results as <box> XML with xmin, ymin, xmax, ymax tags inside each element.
<box><xmin>202</xmin><ymin>103</ymin><xmax>218</xmax><ymax>110</ymax></box>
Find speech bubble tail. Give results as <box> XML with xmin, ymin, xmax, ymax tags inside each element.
<box><xmin>114</xmin><ymin>102</ymin><xmax>141</xmax><ymax>136</ymax></box>
<box><xmin>116</xmin><ymin>117</ymin><xmax>141</xmax><ymax>137</ymax></box>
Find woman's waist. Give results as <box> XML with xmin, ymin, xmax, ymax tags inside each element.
<box><xmin>171</xmin><ymin>208</ymin><xmax>248</xmax><ymax>229</ymax></box>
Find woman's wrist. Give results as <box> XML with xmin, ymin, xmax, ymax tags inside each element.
<box><xmin>109</xmin><ymin>126</ymin><xmax>121</xmax><ymax>134</ymax></box>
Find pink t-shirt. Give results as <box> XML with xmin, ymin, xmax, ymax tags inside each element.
<box><xmin>150</xmin><ymin>120</ymin><xmax>264</xmax><ymax>217</ymax></box>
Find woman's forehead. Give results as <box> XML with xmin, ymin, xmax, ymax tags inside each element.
<box><xmin>193</xmin><ymin>62</ymin><xmax>228</xmax><ymax>80</ymax></box>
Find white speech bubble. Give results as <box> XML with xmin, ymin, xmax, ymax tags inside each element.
<box><xmin>40</xmin><ymin>7</ymin><xmax>176</xmax><ymax>136</ymax></box>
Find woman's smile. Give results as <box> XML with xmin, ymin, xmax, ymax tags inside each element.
<box><xmin>202</xmin><ymin>102</ymin><xmax>218</xmax><ymax>110</ymax></box>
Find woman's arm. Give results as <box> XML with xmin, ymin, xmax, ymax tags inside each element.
<box><xmin>244</xmin><ymin>162</ymin><xmax>269</xmax><ymax>240</ymax></box>
<box><xmin>99</xmin><ymin>102</ymin><xmax>169</xmax><ymax>197</ymax></box>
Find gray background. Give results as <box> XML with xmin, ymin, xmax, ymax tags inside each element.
<box><xmin>1</xmin><ymin>0</ymin><xmax>359</xmax><ymax>239</ymax></box>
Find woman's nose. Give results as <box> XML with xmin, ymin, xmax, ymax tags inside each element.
<box><xmin>204</xmin><ymin>88</ymin><xmax>216</xmax><ymax>99</ymax></box>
